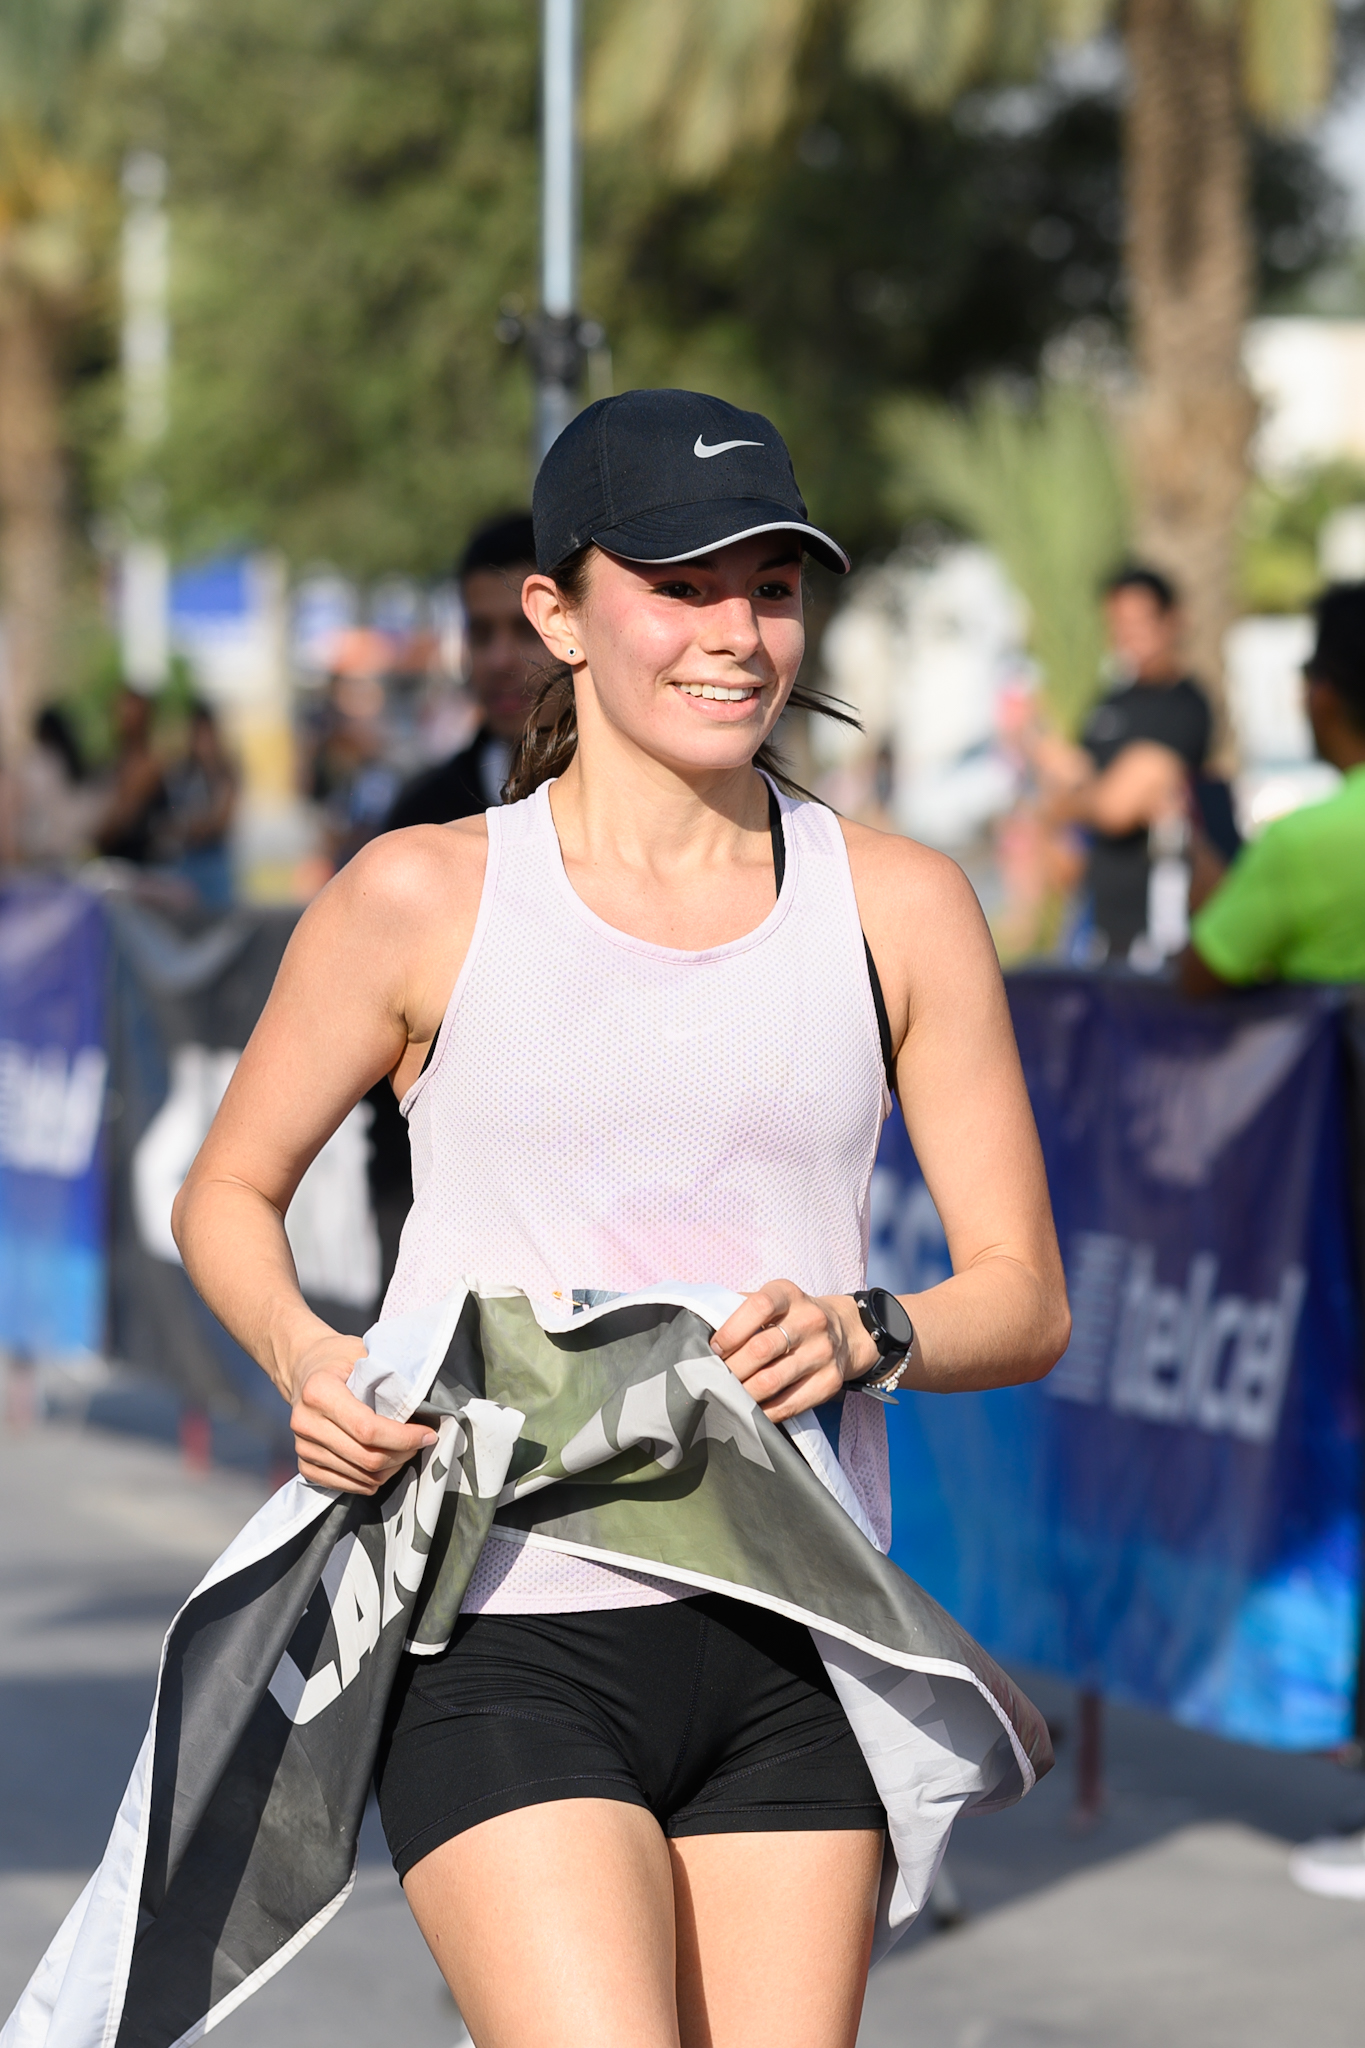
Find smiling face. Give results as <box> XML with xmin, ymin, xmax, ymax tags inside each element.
<box><xmin>521</xmin><ymin>535</ymin><xmax>805</xmax><ymax>782</ymax></box>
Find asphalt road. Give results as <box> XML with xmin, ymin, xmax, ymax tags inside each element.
<box><xmin>4</xmin><ymin>1403</ymin><xmax>1365</xmax><ymax>2047</ymax></box>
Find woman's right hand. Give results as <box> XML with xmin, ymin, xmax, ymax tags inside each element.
<box><xmin>286</xmin><ymin>1331</ymin><xmax>438</xmax><ymax>1494</ymax></box>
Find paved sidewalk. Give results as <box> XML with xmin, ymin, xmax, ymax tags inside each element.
<box><xmin>4</xmin><ymin>1409</ymin><xmax>1365</xmax><ymax>2046</ymax></box>
<box><xmin>858</xmin><ymin>1641</ymin><xmax>1365</xmax><ymax>2044</ymax></box>
<box><xmin>0</xmin><ymin>1415</ymin><xmax>466</xmax><ymax>2047</ymax></box>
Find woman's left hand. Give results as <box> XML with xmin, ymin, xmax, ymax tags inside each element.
<box><xmin>709</xmin><ymin>1280</ymin><xmax>880</xmax><ymax>1422</ymax></box>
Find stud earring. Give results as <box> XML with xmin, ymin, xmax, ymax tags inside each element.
<box><xmin>567</xmin><ymin>647</ymin><xmax>577</xmax><ymax>657</ymax></box>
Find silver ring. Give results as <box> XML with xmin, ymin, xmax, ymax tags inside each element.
<box><xmin>776</xmin><ymin>1325</ymin><xmax>794</xmax><ymax>1356</ymax></box>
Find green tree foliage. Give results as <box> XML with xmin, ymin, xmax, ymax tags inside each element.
<box><xmin>882</xmin><ymin>380</ymin><xmax>1129</xmax><ymax>733</ymax></box>
<box><xmin>0</xmin><ymin>0</ymin><xmax>117</xmax><ymax>769</ymax></box>
<box><xmin>146</xmin><ymin>0</ymin><xmax>541</xmax><ymax>577</ymax></box>
<box><xmin>594</xmin><ymin>52</ymin><xmax>1336</xmax><ymax>563</ymax></box>
<box><xmin>587</xmin><ymin>0</ymin><xmax>1333</xmax><ymax>173</ymax></box>
<box><xmin>123</xmin><ymin>0</ymin><xmax>1340</xmax><ymax>579</ymax></box>
<box><xmin>1239</xmin><ymin>462</ymin><xmax>1365</xmax><ymax>614</ymax></box>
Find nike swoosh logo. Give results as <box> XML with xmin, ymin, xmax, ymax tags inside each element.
<box><xmin>693</xmin><ymin>435</ymin><xmax>763</xmax><ymax>458</ymax></box>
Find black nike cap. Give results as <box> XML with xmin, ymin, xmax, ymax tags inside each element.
<box><xmin>532</xmin><ymin>389</ymin><xmax>850</xmax><ymax>577</ymax></box>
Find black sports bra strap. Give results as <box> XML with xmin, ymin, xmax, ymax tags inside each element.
<box><xmin>863</xmin><ymin>939</ymin><xmax>897</xmax><ymax>1099</ymax></box>
<box><xmin>766</xmin><ymin>782</ymin><xmax>896</xmax><ymax>1100</ymax></box>
<box><xmin>765</xmin><ymin>781</ymin><xmax>786</xmax><ymax>895</ymax></box>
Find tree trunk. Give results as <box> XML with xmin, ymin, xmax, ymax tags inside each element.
<box><xmin>1123</xmin><ymin>0</ymin><xmax>1254</xmax><ymax>746</ymax></box>
<box><xmin>0</xmin><ymin>285</ymin><xmax>65</xmax><ymax>791</ymax></box>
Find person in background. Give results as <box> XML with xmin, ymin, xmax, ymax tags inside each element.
<box><xmin>95</xmin><ymin>686</ymin><xmax>169</xmax><ymax>866</ymax></box>
<box><xmin>1179</xmin><ymin>584</ymin><xmax>1365</xmax><ymax>1904</ymax></box>
<box><xmin>160</xmin><ymin>701</ymin><xmax>240</xmax><ymax>911</ymax></box>
<box><xmin>1039</xmin><ymin>566</ymin><xmax>1236</xmax><ymax>962</ymax></box>
<box><xmin>1181</xmin><ymin>583</ymin><xmax>1365</xmax><ymax>997</ymax></box>
<box><xmin>10</xmin><ymin>707</ymin><xmax>101</xmax><ymax>866</ymax></box>
<box><xmin>309</xmin><ymin>671</ymin><xmax>402</xmax><ymax>870</ymax></box>
<box><xmin>383</xmin><ymin>512</ymin><xmax>542</xmax><ymax>829</ymax></box>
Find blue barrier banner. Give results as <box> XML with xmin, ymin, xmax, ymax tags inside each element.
<box><xmin>0</xmin><ymin>881</ymin><xmax>108</xmax><ymax>1353</ymax></box>
<box><xmin>874</xmin><ymin>972</ymin><xmax>1363</xmax><ymax>1750</ymax></box>
<box><xmin>105</xmin><ymin>899</ymin><xmax>381</xmax><ymax>1465</ymax></box>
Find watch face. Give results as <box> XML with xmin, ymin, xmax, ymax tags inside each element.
<box><xmin>871</xmin><ymin>1288</ymin><xmax>913</xmax><ymax>1350</ymax></box>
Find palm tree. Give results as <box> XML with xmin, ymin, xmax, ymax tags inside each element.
<box><xmin>882</xmin><ymin>381</ymin><xmax>1131</xmax><ymax>736</ymax></box>
<box><xmin>0</xmin><ymin>0</ymin><xmax>111</xmax><ymax>793</ymax></box>
<box><xmin>587</xmin><ymin>0</ymin><xmax>1335</xmax><ymax>725</ymax></box>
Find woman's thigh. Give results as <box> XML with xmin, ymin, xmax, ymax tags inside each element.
<box><xmin>402</xmin><ymin>1796</ymin><xmax>681</xmax><ymax>2048</ymax></box>
<box><xmin>671</xmin><ymin>1828</ymin><xmax>884</xmax><ymax>2048</ymax></box>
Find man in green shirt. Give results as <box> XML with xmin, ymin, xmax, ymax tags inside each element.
<box><xmin>1207</xmin><ymin>586</ymin><xmax>1365</xmax><ymax>1906</ymax></box>
<box><xmin>1182</xmin><ymin>584</ymin><xmax>1365</xmax><ymax>993</ymax></box>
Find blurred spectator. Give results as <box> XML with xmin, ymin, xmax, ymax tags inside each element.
<box><xmin>10</xmin><ymin>707</ymin><xmax>101</xmax><ymax>867</ymax></box>
<box><xmin>1182</xmin><ymin>584</ymin><xmax>1365</xmax><ymax>995</ymax></box>
<box><xmin>95</xmin><ymin>687</ymin><xmax>169</xmax><ymax>865</ymax></box>
<box><xmin>309</xmin><ymin>671</ymin><xmax>402</xmax><ymax>869</ymax></box>
<box><xmin>1038</xmin><ymin>567</ymin><xmax>1231</xmax><ymax>962</ymax></box>
<box><xmin>383</xmin><ymin>512</ymin><xmax>541</xmax><ymax>829</ymax></box>
<box><xmin>160</xmin><ymin>702</ymin><xmax>240</xmax><ymax>911</ymax></box>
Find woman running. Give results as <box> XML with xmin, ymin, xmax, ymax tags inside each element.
<box><xmin>174</xmin><ymin>388</ymin><xmax>1069</xmax><ymax>2048</ymax></box>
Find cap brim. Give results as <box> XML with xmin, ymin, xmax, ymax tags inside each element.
<box><xmin>595</xmin><ymin>501</ymin><xmax>850</xmax><ymax>576</ymax></box>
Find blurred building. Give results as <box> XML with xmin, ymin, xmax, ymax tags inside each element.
<box><xmin>1245</xmin><ymin>319</ymin><xmax>1365</xmax><ymax>477</ymax></box>
<box><xmin>1225</xmin><ymin>315</ymin><xmax>1365</xmax><ymax>840</ymax></box>
<box><xmin>169</xmin><ymin>554</ymin><xmax>303</xmax><ymax>901</ymax></box>
<box><xmin>815</xmin><ymin>544</ymin><xmax>1027</xmax><ymax>851</ymax></box>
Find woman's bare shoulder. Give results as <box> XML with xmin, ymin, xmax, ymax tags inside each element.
<box><xmin>317</xmin><ymin>816</ymin><xmax>488</xmax><ymax>927</ymax></box>
<box><xmin>837</xmin><ymin>816</ymin><xmax>981</xmax><ymax>927</ymax></box>
<box><xmin>836</xmin><ymin>815</ymin><xmax>1000</xmax><ymax>1037</ymax></box>
<box><xmin>277</xmin><ymin>819</ymin><xmax>490</xmax><ymax>999</ymax></box>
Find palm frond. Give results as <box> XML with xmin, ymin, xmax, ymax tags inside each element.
<box><xmin>880</xmin><ymin>381</ymin><xmax>1130</xmax><ymax>734</ymax></box>
<box><xmin>846</xmin><ymin>0</ymin><xmax>1001</xmax><ymax>110</ymax></box>
<box><xmin>583</xmin><ymin>0</ymin><xmax>810</xmax><ymax>179</ymax></box>
<box><xmin>1045</xmin><ymin>0</ymin><xmax>1112</xmax><ymax>42</ymax></box>
<box><xmin>0</xmin><ymin>0</ymin><xmax>116</xmax><ymax>139</ymax></box>
<box><xmin>847</xmin><ymin>0</ymin><xmax>1115</xmax><ymax>112</ymax></box>
<box><xmin>1239</xmin><ymin>0</ymin><xmax>1333</xmax><ymax>127</ymax></box>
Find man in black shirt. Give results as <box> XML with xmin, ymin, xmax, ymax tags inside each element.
<box><xmin>384</xmin><ymin>512</ymin><xmax>543</xmax><ymax>830</ymax></box>
<box><xmin>1077</xmin><ymin>567</ymin><xmax>1214</xmax><ymax>957</ymax></box>
<box><xmin>1043</xmin><ymin>565</ymin><xmax>1235</xmax><ymax>961</ymax></box>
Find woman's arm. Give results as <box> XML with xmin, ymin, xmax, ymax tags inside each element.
<box><xmin>712</xmin><ymin>826</ymin><xmax>1070</xmax><ymax>1419</ymax></box>
<box><xmin>171</xmin><ymin>822</ymin><xmax>485</xmax><ymax>1491</ymax></box>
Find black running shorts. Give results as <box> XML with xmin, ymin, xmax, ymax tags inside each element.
<box><xmin>374</xmin><ymin>1591</ymin><xmax>885</xmax><ymax>1880</ymax></box>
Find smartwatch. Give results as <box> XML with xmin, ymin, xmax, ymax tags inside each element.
<box><xmin>848</xmin><ymin>1288</ymin><xmax>915</xmax><ymax>1404</ymax></box>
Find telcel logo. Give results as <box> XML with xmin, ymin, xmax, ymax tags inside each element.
<box><xmin>1049</xmin><ymin>1232</ymin><xmax>1305</xmax><ymax>1446</ymax></box>
<box><xmin>0</xmin><ymin>1041</ymin><xmax>107</xmax><ymax>1177</ymax></box>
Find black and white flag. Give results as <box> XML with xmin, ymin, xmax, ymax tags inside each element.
<box><xmin>4</xmin><ymin>1283</ymin><xmax>1051</xmax><ymax>2048</ymax></box>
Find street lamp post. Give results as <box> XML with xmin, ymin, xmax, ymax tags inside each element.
<box><xmin>494</xmin><ymin>0</ymin><xmax>603</xmax><ymax>473</ymax></box>
<box><xmin>537</xmin><ymin>0</ymin><xmax>577</xmax><ymax>461</ymax></box>
<box><xmin>533</xmin><ymin>0</ymin><xmax>594</xmax><ymax>469</ymax></box>
<box><xmin>120</xmin><ymin>149</ymin><xmax>170</xmax><ymax>692</ymax></box>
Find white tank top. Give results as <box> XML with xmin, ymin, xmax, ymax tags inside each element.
<box><xmin>381</xmin><ymin>776</ymin><xmax>892</xmax><ymax>1611</ymax></box>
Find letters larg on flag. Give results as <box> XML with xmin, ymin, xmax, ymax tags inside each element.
<box><xmin>4</xmin><ymin>1285</ymin><xmax>1051</xmax><ymax>2048</ymax></box>
<box><xmin>1055</xmin><ymin>1234</ymin><xmax>1306</xmax><ymax>1444</ymax></box>
<box><xmin>871</xmin><ymin>973</ymin><xmax>1364</xmax><ymax>1752</ymax></box>
<box><xmin>0</xmin><ymin>883</ymin><xmax>108</xmax><ymax>1356</ymax></box>
<box><xmin>0</xmin><ymin>1044</ymin><xmax>107</xmax><ymax>1177</ymax></box>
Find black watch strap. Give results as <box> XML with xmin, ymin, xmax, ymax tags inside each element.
<box><xmin>848</xmin><ymin>1288</ymin><xmax>914</xmax><ymax>1402</ymax></box>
